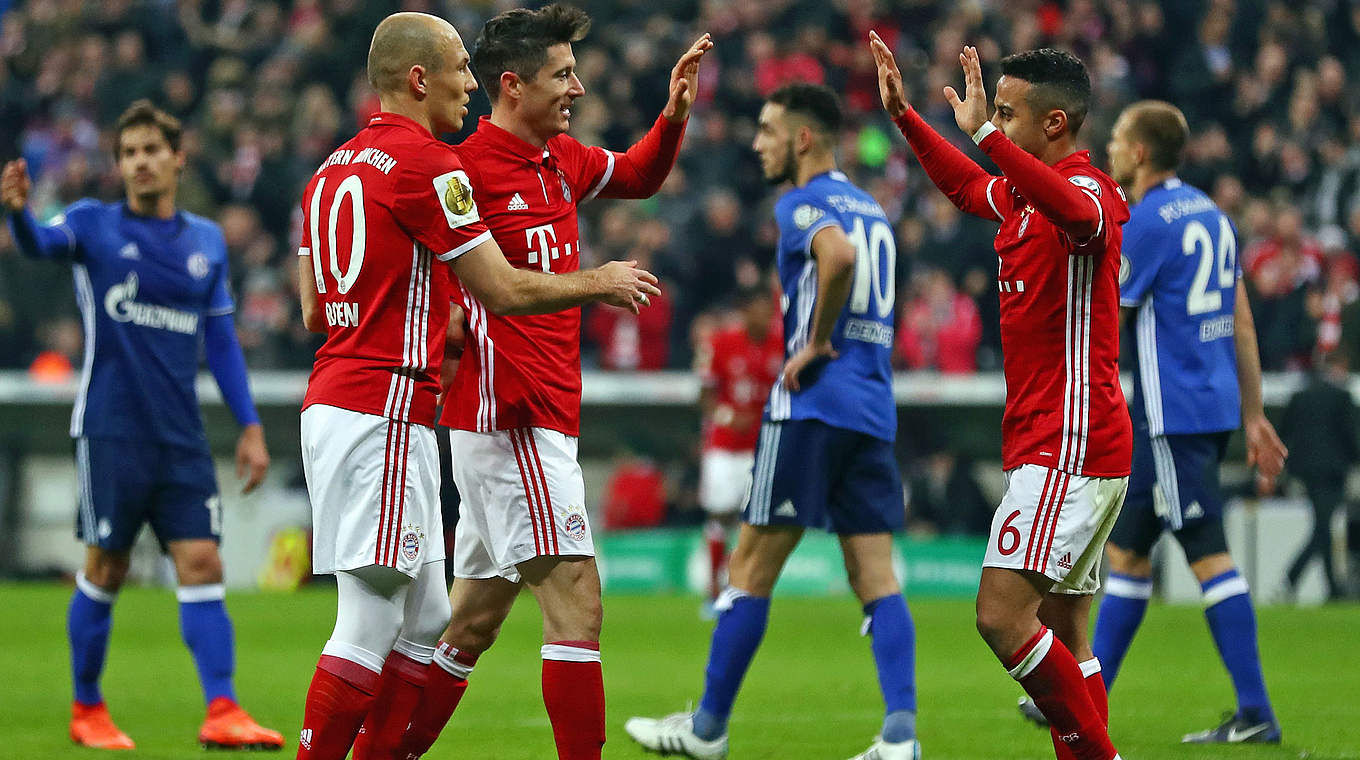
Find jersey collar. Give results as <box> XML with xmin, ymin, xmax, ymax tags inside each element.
<box><xmin>366</xmin><ymin>111</ymin><xmax>435</xmax><ymax>139</ymax></box>
<box><xmin>474</xmin><ymin>116</ymin><xmax>555</xmax><ymax>166</ymax></box>
<box><xmin>1053</xmin><ymin>150</ymin><xmax>1092</xmax><ymax>170</ymax></box>
<box><xmin>120</xmin><ymin>202</ymin><xmax>185</xmax><ymax>233</ymax></box>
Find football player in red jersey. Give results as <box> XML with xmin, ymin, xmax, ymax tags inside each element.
<box><xmin>395</xmin><ymin>6</ymin><xmax>710</xmax><ymax>760</ymax></box>
<box><xmin>293</xmin><ymin>13</ymin><xmax>661</xmax><ymax>760</ymax></box>
<box><xmin>873</xmin><ymin>34</ymin><xmax>1131</xmax><ymax>760</ymax></box>
<box><xmin>695</xmin><ymin>285</ymin><xmax>783</xmax><ymax>608</ymax></box>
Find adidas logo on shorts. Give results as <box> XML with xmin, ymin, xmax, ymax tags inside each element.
<box><xmin>1056</xmin><ymin>552</ymin><xmax>1073</xmax><ymax>570</ymax></box>
<box><xmin>508</xmin><ymin>192</ymin><xmax>529</xmax><ymax>211</ymax></box>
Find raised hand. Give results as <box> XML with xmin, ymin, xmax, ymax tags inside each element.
<box><xmin>662</xmin><ymin>33</ymin><xmax>714</xmax><ymax>123</ymax></box>
<box><xmin>943</xmin><ymin>46</ymin><xmax>990</xmax><ymax>137</ymax></box>
<box><xmin>595</xmin><ymin>259</ymin><xmax>662</xmax><ymax>314</ymax></box>
<box><xmin>868</xmin><ymin>30</ymin><xmax>909</xmax><ymax>118</ymax></box>
<box><xmin>1</xmin><ymin>159</ymin><xmax>30</xmax><ymax>213</ymax></box>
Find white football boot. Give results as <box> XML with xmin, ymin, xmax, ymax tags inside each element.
<box><xmin>847</xmin><ymin>736</ymin><xmax>922</xmax><ymax>760</ymax></box>
<box><xmin>623</xmin><ymin>712</ymin><xmax>728</xmax><ymax>759</ymax></box>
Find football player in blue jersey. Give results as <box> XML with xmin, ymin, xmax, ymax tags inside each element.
<box><xmin>625</xmin><ymin>83</ymin><xmax>919</xmax><ymax>760</ymax></box>
<box><xmin>1017</xmin><ymin>100</ymin><xmax>1289</xmax><ymax>744</ymax></box>
<box><xmin>2</xmin><ymin>100</ymin><xmax>283</xmax><ymax>750</ymax></box>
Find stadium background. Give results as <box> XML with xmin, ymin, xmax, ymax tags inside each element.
<box><xmin>1</xmin><ymin>1</ymin><xmax>1359</xmax><ymax>757</ymax></box>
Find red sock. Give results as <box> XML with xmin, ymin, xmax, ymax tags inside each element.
<box><xmin>705</xmin><ymin>521</ymin><xmax>727</xmax><ymax>599</ymax></box>
<box><xmin>398</xmin><ymin>643</ymin><xmax>477</xmax><ymax>758</ymax></box>
<box><xmin>297</xmin><ymin>655</ymin><xmax>380</xmax><ymax>760</ymax></box>
<box><xmin>542</xmin><ymin>641</ymin><xmax>605</xmax><ymax>760</ymax></box>
<box><xmin>1050</xmin><ymin>658</ymin><xmax>1108</xmax><ymax>760</ymax></box>
<box><xmin>1007</xmin><ymin>628</ymin><xmax>1117</xmax><ymax>760</ymax></box>
<box><xmin>352</xmin><ymin>651</ymin><xmax>428</xmax><ymax>760</ymax></box>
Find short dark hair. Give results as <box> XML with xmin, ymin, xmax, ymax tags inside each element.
<box><xmin>1122</xmin><ymin>100</ymin><xmax>1188</xmax><ymax>172</ymax></box>
<box><xmin>473</xmin><ymin>4</ymin><xmax>590</xmax><ymax>103</ymax></box>
<box><xmin>114</xmin><ymin>99</ymin><xmax>182</xmax><ymax>157</ymax></box>
<box><xmin>767</xmin><ymin>83</ymin><xmax>842</xmax><ymax>136</ymax></box>
<box><xmin>999</xmin><ymin>48</ymin><xmax>1091</xmax><ymax>134</ymax></box>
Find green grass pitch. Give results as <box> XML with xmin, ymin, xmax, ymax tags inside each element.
<box><xmin>0</xmin><ymin>583</ymin><xmax>1356</xmax><ymax>759</ymax></box>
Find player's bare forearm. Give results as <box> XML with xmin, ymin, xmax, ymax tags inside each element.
<box><xmin>808</xmin><ymin>229</ymin><xmax>855</xmax><ymax>348</ymax></box>
<box><xmin>1232</xmin><ymin>281</ymin><xmax>1267</xmax><ymax>420</ymax></box>
<box><xmin>297</xmin><ymin>255</ymin><xmax>326</xmax><ymax>333</ymax></box>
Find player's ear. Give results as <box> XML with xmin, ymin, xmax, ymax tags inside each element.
<box><xmin>796</xmin><ymin>124</ymin><xmax>815</xmax><ymax>155</ymax></box>
<box><xmin>408</xmin><ymin>65</ymin><xmax>428</xmax><ymax>98</ymax></box>
<box><xmin>499</xmin><ymin>71</ymin><xmax>522</xmax><ymax>102</ymax></box>
<box><xmin>1044</xmin><ymin>109</ymin><xmax>1068</xmax><ymax>139</ymax></box>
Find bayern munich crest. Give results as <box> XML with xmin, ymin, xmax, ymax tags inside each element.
<box><xmin>564</xmin><ymin>512</ymin><xmax>587</xmax><ymax>541</ymax></box>
<box><xmin>400</xmin><ymin>528</ymin><xmax>422</xmax><ymax>562</ymax></box>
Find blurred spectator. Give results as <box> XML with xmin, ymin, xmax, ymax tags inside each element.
<box><xmin>896</xmin><ymin>268</ymin><xmax>981</xmax><ymax>373</ymax></box>
<box><xmin>904</xmin><ymin>449</ymin><xmax>992</xmax><ymax>537</ymax></box>
<box><xmin>600</xmin><ymin>453</ymin><xmax>669</xmax><ymax>529</ymax></box>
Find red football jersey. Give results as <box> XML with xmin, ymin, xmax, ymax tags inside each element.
<box><xmin>441</xmin><ymin>115</ymin><xmax>683</xmax><ymax>435</ymax></box>
<box><xmin>982</xmin><ymin>150</ymin><xmax>1132</xmax><ymax>476</ymax></box>
<box><xmin>300</xmin><ymin>112</ymin><xmax>492</xmax><ymax>427</ymax></box>
<box><xmin>892</xmin><ymin>110</ymin><xmax>1132</xmax><ymax>477</ymax></box>
<box><xmin>698</xmin><ymin>322</ymin><xmax>784</xmax><ymax>451</ymax></box>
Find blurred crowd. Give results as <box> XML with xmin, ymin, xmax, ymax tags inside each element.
<box><xmin>5</xmin><ymin>0</ymin><xmax>1360</xmax><ymax>378</ymax></box>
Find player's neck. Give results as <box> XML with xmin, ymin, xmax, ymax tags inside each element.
<box><xmin>1131</xmin><ymin>169</ymin><xmax>1175</xmax><ymax>203</ymax></box>
<box><xmin>1037</xmin><ymin>137</ymin><xmax>1078</xmax><ymax>168</ymax></box>
<box><xmin>126</xmin><ymin>192</ymin><xmax>176</xmax><ymax>220</ymax></box>
<box><xmin>489</xmin><ymin>109</ymin><xmax>550</xmax><ymax>150</ymax></box>
<box><xmin>378</xmin><ymin>95</ymin><xmax>439</xmax><ymax>137</ymax></box>
<box><xmin>794</xmin><ymin>153</ymin><xmax>836</xmax><ymax>187</ymax></box>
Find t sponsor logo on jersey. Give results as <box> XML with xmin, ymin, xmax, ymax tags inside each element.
<box><xmin>104</xmin><ymin>273</ymin><xmax>200</xmax><ymax>335</ymax></box>
<box><xmin>792</xmin><ymin>204</ymin><xmax>824</xmax><ymax>230</ymax></box>
<box><xmin>187</xmin><ymin>251</ymin><xmax>210</xmax><ymax>279</ymax></box>
<box><xmin>507</xmin><ymin>192</ymin><xmax>529</xmax><ymax>211</ymax></box>
<box><xmin>433</xmin><ymin>169</ymin><xmax>480</xmax><ymax>229</ymax></box>
<box><xmin>563</xmin><ymin>509</ymin><xmax>588</xmax><ymax>541</ymax></box>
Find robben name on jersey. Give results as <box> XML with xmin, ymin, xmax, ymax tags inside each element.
<box><xmin>768</xmin><ymin>170</ymin><xmax>896</xmax><ymax>442</ymax></box>
<box><xmin>1120</xmin><ymin>177</ymin><xmax>1242</xmax><ymax>435</ymax></box>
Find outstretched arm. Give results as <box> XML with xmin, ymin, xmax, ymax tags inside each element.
<box><xmin>596</xmin><ymin>34</ymin><xmax>712</xmax><ymax>200</ymax></box>
<box><xmin>946</xmin><ymin>46</ymin><xmax>1101</xmax><ymax>240</ymax></box>
<box><xmin>869</xmin><ymin>32</ymin><xmax>1004</xmax><ymax>221</ymax></box>
<box><xmin>3</xmin><ymin>159</ymin><xmax>79</xmax><ymax>259</ymax></box>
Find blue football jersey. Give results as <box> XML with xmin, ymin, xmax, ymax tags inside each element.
<box><xmin>766</xmin><ymin>170</ymin><xmax>896</xmax><ymax>441</ymax></box>
<box><xmin>1120</xmin><ymin>178</ymin><xmax>1241</xmax><ymax>435</ymax></box>
<box><xmin>44</xmin><ymin>201</ymin><xmax>235</xmax><ymax>447</ymax></box>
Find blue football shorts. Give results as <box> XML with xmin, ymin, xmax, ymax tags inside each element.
<box><xmin>1108</xmin><ymin>425</ymin><xmax>1231</xmax><ymax>558</ymax></box>
<box><xmin>743</xmin><ymin>418</ymin><xmax>904</xmax><ymax>535</ymax></box>
<box><xmin>73</xmin><ymin>436</ymin><xmax>221</xmax><ymax>552</ymax></box>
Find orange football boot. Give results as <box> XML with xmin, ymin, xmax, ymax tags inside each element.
<box><xmin>70</xmin><ymin>702</ymin><xmax>135</xmax><ymax>750</ymax></box>
<box><xmin>198</xmin><ymin>697</ymin><xmax>285</xmax><ymax>750</ymax></box>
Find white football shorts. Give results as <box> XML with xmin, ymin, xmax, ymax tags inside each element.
<box><xmin>301</xmin><ymin>404</ymin><xmax>444</xmax><ymax>578</ymax></box>
<box><xmin>699</xmin><ymin>448</ymin><xmax>755</xmax><ymax>515</ymax></box>
<box><xmin>982</xmin><ymin>463</ymin><xmax>1128</xmax><ymax>594</ymax></box>
<box><xmin>449</xmin><ymin>427</ymin><xmax>593</xmax><ymax>583</ymax></box>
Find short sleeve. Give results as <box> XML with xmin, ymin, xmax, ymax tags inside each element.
<box><xmin>775</xmin><ymin>193</ymin><xmax>840</xmax><ymax>260</ymax></box>
<box><xmin>206</xmin><ymin>228</ymin><xmax>235</xmax><ymax>316</ymax></box>
<box><xmin>1118</xmin><ymin>212</ymin><xmax>1160</xmax><ymax>307</ymax></box>
<box><xmin>391</xmin><ymin>147</ymin><xmax>493</xmax><ymax>262</ymax></box>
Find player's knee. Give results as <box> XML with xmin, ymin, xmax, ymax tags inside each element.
<box><xmin>447</xmin><ymin>608</ymin><xmax>506</xmax><ymax>654</ymax></box>
<box><xmin>974</xmin><ymin>595</ymin><xmax>1025</xmax><ymax>651</ymax></box>
<box><xmin>175</xmin><ymin>552</ymin><xmax>223</xmax><ymax>585</ymax></box>
<box><xmin>1104</xmin><ymin>543</ymin><xmax>1150</xmax><ymax>576</ymax></box>
<box><xmin>83</xmin><ymin>550</ymin><xmax>131</xmax><ymax>591</ymax></box>
<box><xmin>405</xmin><ymin>591</ymin><xmax>452</xmax><ymax>647</ymax></box>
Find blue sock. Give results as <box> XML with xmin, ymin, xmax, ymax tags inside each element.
<box><xmin>863</xmin><ymin>594</ymin><xmax>917</xmax><ymax>741</ymax></box>
<box><xmin>68</xmin><ymin>573</ymin><xmax>115</xmax><ymax>706</ymax></box>
<box><xmin>1200</xmin><ymin>570</ymin><xmax>1273</xmax><ymax>723</ymax></box>
<box><xmin>693</xmin><ymin>589</ymin><xmax>770</xmax><ymax>741</ymax></box>
<box><xmin>1092</xmin><ymin>572</ymin><xmax>1152</xmax><ymax>691</ymax></box>
<box><xmin>178</xmin><ymin>584</ymin><xmax>236</xmax><ymax>704</ymax></box>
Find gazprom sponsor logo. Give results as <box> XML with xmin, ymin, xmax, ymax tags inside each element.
<box><xmin>104</xmin><ymin>273</ymin><xmax>199</xmax><ymax>335</ymax></box>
